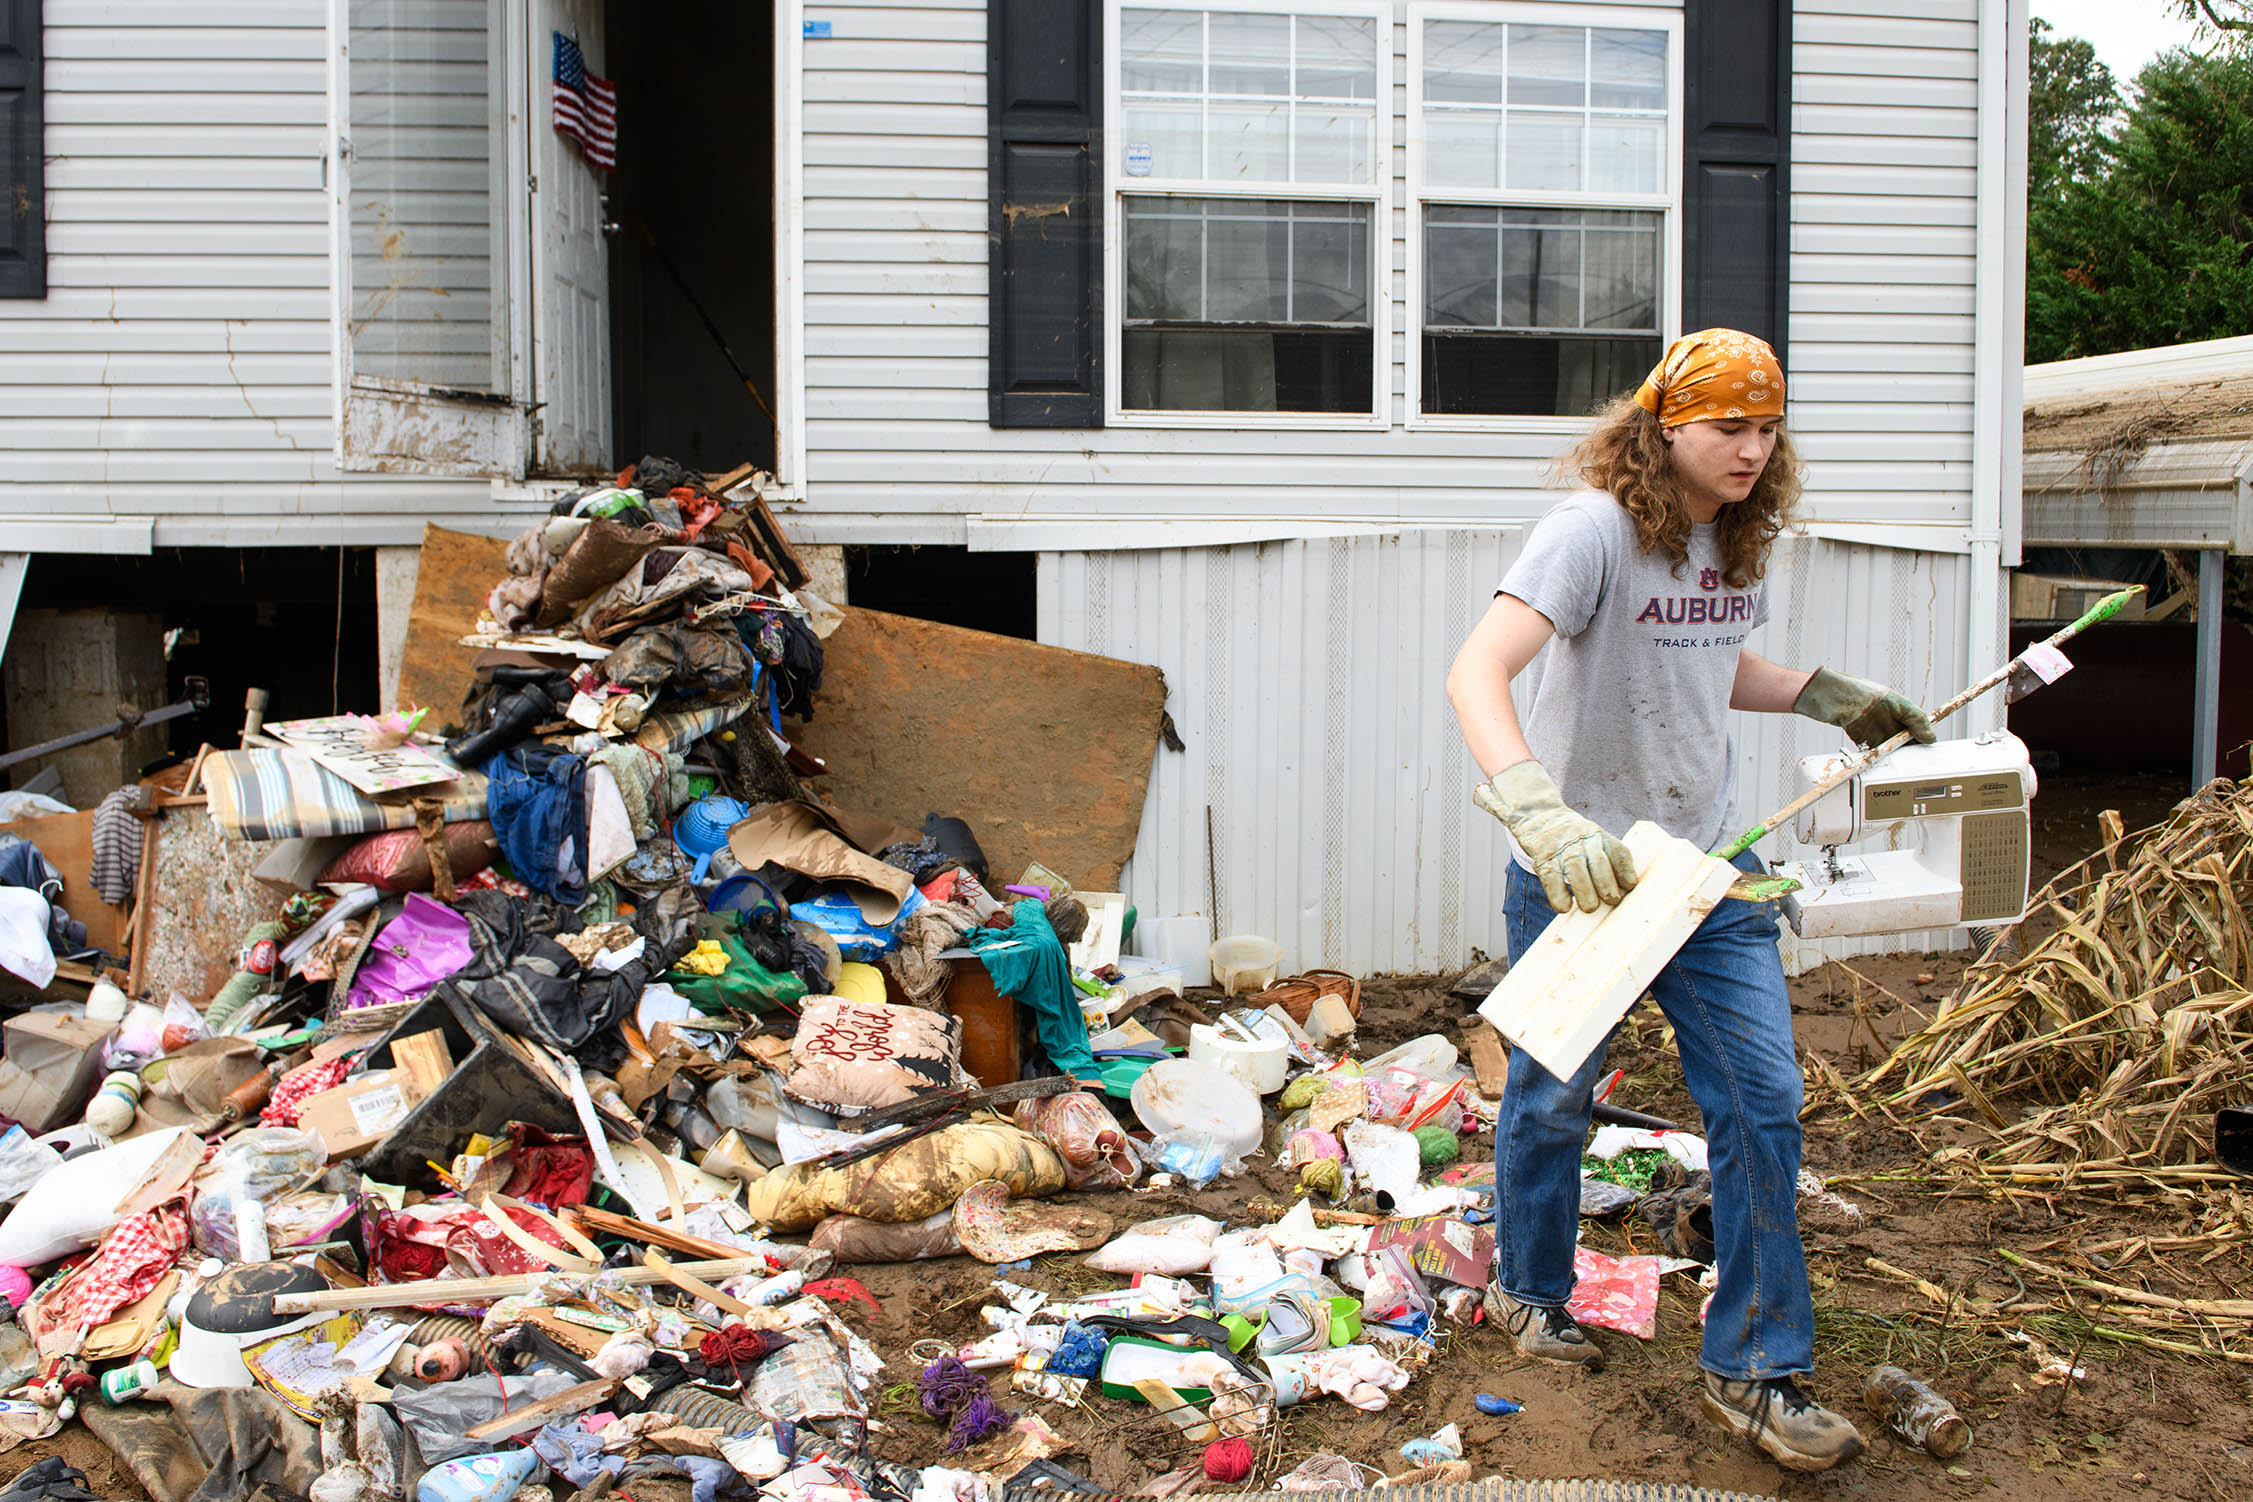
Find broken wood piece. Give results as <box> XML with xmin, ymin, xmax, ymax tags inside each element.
<box><xmin>1464</xmin><ymin>1023</ymin><xmax>1511</xmax><ymax>1099</ymax></box>
<box><xmin>270</xmin><ymin>1257</ymin><xmax>776</xmax><ymax>1314</ymax></box>
<box><xmin>1132</xmin><ymin>1378</ymin><xmax>1219</xmax><ymax>1442</ymax></box>
<box><xmin>644</xmin><ymin>1250</ymin><xmax>750</xmax><ymax>1317</ymax></box>
<box><xmin>463</xmin><ymin>1377</ymin><xmax>623</xmax><ymax>1442</ymax></box>
<box><xmin>565</xmin><ymin>1206</ymin><xmax>766</xmax><ymax>1264</ymax></box>
<box><xmin>1479</xmin><ymin>821</ymin><xmax>1740</xmax><ymax>1081</ymax></box>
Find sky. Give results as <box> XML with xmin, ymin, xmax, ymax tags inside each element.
<box><xmin>2034</xmin><ymin>1</ymin><xmax>2206</xmax><ymax>86</ymax></box>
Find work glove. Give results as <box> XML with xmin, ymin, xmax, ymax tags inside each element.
<box><xmin>1473</xmin><ymin>760</ymin><xmax>1637</xmax><ymax>915</ymax></box>
<box><xmin>1792</xmin><ymin>667</ymin><xmax>1937</xmax><ymax>748</ymax></box>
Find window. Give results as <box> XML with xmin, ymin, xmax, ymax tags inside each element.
<box><xmin>1411</xmin><ymin>7</ymin><xmax>1679</xmax><ymax>420</ymax></box>
<box><xmin>1112</xmin><ymin>5</ymin><xmax>1388</xmax><ymax>419</ymax></box>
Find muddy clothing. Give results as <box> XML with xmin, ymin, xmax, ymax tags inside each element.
<box><xmin>1497</xmin><ymin>488</ymin><xmax>1768</xmax><ymax>865</ymax></box>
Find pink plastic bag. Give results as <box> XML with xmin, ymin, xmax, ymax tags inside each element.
<box><xmin>1566</xmin><ymin>1246</ymin><xmax>1661</xmax><ymax>1340</ymax></box>
<box><xmin>346</xmin><ymin>893</ymin><xmax>474</xmax><ymax>1010</ymax></box>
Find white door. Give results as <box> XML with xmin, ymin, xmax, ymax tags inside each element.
<box><xmin>331</xmin><ymin>0</ymin><xmax>529</xmax><ymax>478</ymax></box>
<box><xmin>528</xmin><ymin>0</ymin><xmax>614</xmax><ymax>476</ymax></box>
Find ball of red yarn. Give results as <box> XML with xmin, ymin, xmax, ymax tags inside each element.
<box><xmin>1203</xmin><ymin>1437</ymin><xmax>1254</xmax><ymax>1483</ymax></box>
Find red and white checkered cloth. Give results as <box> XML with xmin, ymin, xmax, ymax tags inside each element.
<box><xmin>262</xmin><ymin>1055</ymin><xmax>352</xmax><ymax>1127</ymax></box>
<box><xmin>28</xmin><ymin>1201</ymin><xmax>191</xmax><ymax>1350</ymax></box>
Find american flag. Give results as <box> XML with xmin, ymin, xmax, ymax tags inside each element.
<box><xmin>552</xmin><ymin>32</ymin><xmax>617</xmax><ymax>171</ymax></box>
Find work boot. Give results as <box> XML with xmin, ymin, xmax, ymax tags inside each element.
<box><xmin>1701</xmin><ymin>1372</ymin><xmax>1866</xmax><ymax>1472</ymax></box>
<box><xmin>1483</xmin><ymin>1285</ymin><xmax>1605</xmax><ymax>1369</ymax></box>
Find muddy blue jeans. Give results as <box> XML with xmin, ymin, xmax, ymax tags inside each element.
<box><xmin>1491</xmin><ymin>848</ymin><xmax>1814</xmax><ymax>1380</ymax></box>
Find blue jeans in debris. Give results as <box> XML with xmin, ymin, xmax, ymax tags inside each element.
<box><xmin>1490</xmin><ymin>846</ymin><xmax>1815</xmax><ymax>1380</ymax></box>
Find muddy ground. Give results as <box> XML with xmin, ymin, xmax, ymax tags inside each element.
<box><xmin>9</xmin><ymin>772</ymin><xmax>2247</xmax><ymax>1501</ymax></box>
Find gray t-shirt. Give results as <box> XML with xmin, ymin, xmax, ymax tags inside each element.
<box><xmin>1497</xmin><ymin>489</ymin><xmax>1769</xmax><ymax>865</ymax></box>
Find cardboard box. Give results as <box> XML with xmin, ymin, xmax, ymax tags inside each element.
<box><xmin>0</xmin><ymin>1013</ymin><xmax>119</xmax><ymax>1133</ymax></box>
<box><xmin>299</xmin><ymin>1069</ymin><xmax>424</xmax><ymax>1159</ymax></box>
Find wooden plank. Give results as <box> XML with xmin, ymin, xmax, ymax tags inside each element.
<box><xmin>271</xmin><ymin>1256</ymin><xmax>776</xmax><ymax>1314</ymax></box>
<box><xmin>1464</xmin><ymin>1024</ymin><xmax>1511</xmax><ymax>1099</ymax></box>
<box><xmin>565</xmin><ymin>1206</ymin><xmax>756</xmax><ymax>1264</ymax></box>
<box><xmin>462</xmin><ymin>1377</ymin><xmax>622</xmax><ymax>1442</ymax></box>
<box><xmin>0</xmin><ymin>810</ymin><xmax>129</xmax><ymax>960</ymax></box>
<box><xmin>1477</xmin><ymin>822</ymin><xmax>1741</xmax><ymax>1081</ymax></box>
<box><xmin>788</xmin><ymin>609</ymin><xmax>1166</xmax><ymax>890</ymax></box>
<box><xmin>644</xmin><ymin>1250</ymin><xmax>750</xmax><ymax>1317</ymax></box>
<box><xmin>397</xmin><ymin>523</ymin><xmax>513</xmax><ymax>727</ymax></box>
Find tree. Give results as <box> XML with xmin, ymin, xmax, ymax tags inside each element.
<box><xmin>2029</xmin><ymin>20</ymin><xmax>2122</xmax><ymax>202</ymax></box>
<box><xmin>2026</xmin><ymin>46</ymin><xmax>2253</xmax><ymax>362</ymax></box>
<box><xmin>2171</xmin><ymin>1</ymin><xmax>2253</xmax><ymax>38</ymax></box>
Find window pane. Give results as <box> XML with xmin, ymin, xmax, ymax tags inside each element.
<box><xmin>1293</xmin><ymin>106</ymin><xmax>1374</xmax><ymax>183</ymax></box>
<box><xmin>1588</xmin><ymin>117</ymin><xmax>1664</xmax><ymax>193</ymax></box>
<box><xmin>1508</xmin><ymin>25</ymin><xmax>1584</xmax><ymax>108</ymax></box>
<box><xmin>1123</xmin><ymin>99</ymin><xmax>1202</xmax><ymax>179</ymax></box>
<box><xmin>1424</xmin><ymin>112</ymin><xmax>1499</xmax><ymax>188</ymax></box>
<box><xmin>1424</xmin><ymin>20</ymin><xmax>1502</xmax><ymax>104</ymax></box>
<box><xmin>1584</xmin><ymin>220</ymin><xmax>1658</xmax><ymax>330</ymax></box>
<box><xmin>348</xmin><ymin>0</ymin><xmax>503</xmax><ymax>392</ymax></box>
<box><xmin>1207</xmin><ymin>210</ymin><xmax>1290</xmax><ymax>321</ymax></box>
<box><xmin>1210</xmin><ymin>101</ymin><xmax>1290</xmax><ymax>180</ymax></box>
<box><xmin>1292</xmin><ymin>205</ymin><xmax>1368</xmax><ymax>323</ymax></box>
<box><xmin>1504</xmin><ymin>223</ymin><xmax>1580</xmax><ymax>327</ymax></box>
<box><xmin>1505</xmin><ymin>113</ymin><xmax>1583</xmax><ymax>191</ymax></box>
<box><xmin>1125</xmin><ymin>204</ymin><xmax>1206</xmax><ymax>320</ymax></box>
<box><xmin>1425</xmin><ymin>213</ymin><xmax>1499</xmax><ymax>328</ymax></box>
<box><xmin>1210</xmin><ymin>10</ymin><xmax>1289</xmax><ymax>96</ymax></box>
<box><xmin>1590</xmin><ymin>28</ymin><xmax>1666</xmax><ymax>111</ymax></box>
<box><xmin>1422</xmin><ymin>333</ymin><xmax>1661</xmax><ymax>416</ymax></box>
<box><xmin>1122</xmin><ymin>8</ymin><xmax>1204</xmax><ymax>92</ymax></box>
<box><xmin>1297</xmin><ymin>15</ymin><xmax>1377</xmax><ymax>100</ymax></box>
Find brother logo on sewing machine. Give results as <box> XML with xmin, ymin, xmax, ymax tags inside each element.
<box><xmin>1774</xmin><ymin>732</ymin><xmax>2037</xmax><ymax>939</ymax></box>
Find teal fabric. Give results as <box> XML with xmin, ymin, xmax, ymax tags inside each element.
<box><xmin>970</xmin><ymin>899</ymin><xmax>1095</xmax><ymax>1080</ymax></box>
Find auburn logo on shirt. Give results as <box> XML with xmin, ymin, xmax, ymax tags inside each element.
<box><xmin>1635</xmin><ymin>593</ymin><xmax>1757</xmax><ymax>625</ymax></box>
<box><xmin>1699</xmin><ymin>567</ymin><xmax>1720</xmax><ymax>591</ymax></box>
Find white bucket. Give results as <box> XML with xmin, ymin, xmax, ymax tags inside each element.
<box><xmin>1187</xmin><ymin>1024</ymin><xmax>1288</xmax><ymax>1095</ymax></box>
<box><xmin>1208</xmin><ymin>935</ymin><xmax>1281</xmax><ymax>995</ymax></box>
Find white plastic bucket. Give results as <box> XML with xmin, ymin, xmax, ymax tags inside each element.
<box><xmin>1208</xmin><ymin>935</ymin><xmax>1281</xmax><ymax>995</ymax></box>
<box><xmin>1187</xmin><ymin>1024</ymin><xmax>1288</xmax><ymax>1095</ymax></box>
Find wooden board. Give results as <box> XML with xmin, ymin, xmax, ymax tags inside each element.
<box><xmin>1464</xmin><ymin>1023</ymin><xmax>1512</xmax><ymax>1099</ymax></box>
<box><xmin>397</xmin><ymin>523</ymin><xmax>513</xmax><ymax>726</ymax></box>
<box><xmin>1476</xmin><ymin>822</ymin><xmax>1741</xmax><ymax>1081</ymax></box>
<box><xmin>0</xmin><ymin>810</ymin><xmax>129</xmax><ymax>960</ymax></box>
<box><xmin>787</xmin><ymin>609</ymin><xmax>1166</xmax><ymax>890</ymax></box>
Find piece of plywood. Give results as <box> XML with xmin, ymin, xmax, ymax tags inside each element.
<box><xmin>397</xmin><ymin>523</ymin><xmax>513</xmax><ymax>727</ymax></box>
<box><xmin>787</xmin><ymin>609</ymin><xmax>1166</xmax><ymax>890</ymax></box>
<box><xmin>1477</xmin><ymin>822</ymin><xmax>1740</xmax><ymax>1081</ymax></box>
<box><xmin>0</xmin><ymin>809</ymin><xmax>129</xmax><ymax>962</ymax></box>
<box><xmin>1465</xmin><ymin>1024</ymin><xmax>1512</xmax><ymax>1099</ymax></box>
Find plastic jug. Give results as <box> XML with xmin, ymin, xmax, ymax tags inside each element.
<box><xmin>416</xmin><ymin>1448</ymin><xmax>540</xmax><ymax>1502</ymax></box>
<box><xmin>1361</xmin><ymin>1034</ymin><xmax>1459</xmax><ymax>1078</ymax></box>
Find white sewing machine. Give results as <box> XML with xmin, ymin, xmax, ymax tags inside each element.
<box><xmin>1772</xmin><ymin>732</ymin><xmax>2038</xmax><ymax>938</ymax></box>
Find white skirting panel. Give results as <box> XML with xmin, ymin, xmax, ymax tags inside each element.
<box><xmin>1039</xmin><ymin>529</ymin><xmax>1981</xmax><ymax>978</ymax></box>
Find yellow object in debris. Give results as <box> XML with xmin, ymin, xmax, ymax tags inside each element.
<box><xmin>831</xmin><ymin>962</ymin><xmax>886</xmax><ymax>1006</ymax></box>
<box><xmin>675</xmin><ymin>940</ymin><xmax>731</xmax><ymax>977</ymax></box>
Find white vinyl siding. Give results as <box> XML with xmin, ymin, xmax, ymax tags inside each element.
<box><xmin>0</xmin><ymin>0</ymin><xmax>518</xmax><ymax>551</ymax></box>
<box><xmin>790</xmin><ymin>0</ymin><xmax>1984</xmax><ymax>546</ymax></box>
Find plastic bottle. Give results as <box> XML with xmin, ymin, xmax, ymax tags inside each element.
<box><xmin>1864</xmin><ymin>1365</ymin><xmax>1972</xmax><ymax>1458</ymax></box>
<box><xmin>0</xmin><ymin>1300</ymin><xmax>38</xmax><ymax>1393</ymax></box>
<box><xmin>415</xmin><ymin>1448</ymin><xmax>540</xmax><ymax>1502</ymax></box>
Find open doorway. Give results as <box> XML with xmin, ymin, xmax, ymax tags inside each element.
<box><xmin>603</xmin><ymin>0</ymin><xmax>780</xmax><ymax>474</ymax></box>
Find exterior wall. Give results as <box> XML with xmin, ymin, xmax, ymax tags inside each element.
<box><xmin>0</xmin><ymin>0</ymin><xmax>515</xmax><ymax>553</ymax></box>
<box><xmin>789</xmin><ymin>0</ymin><xmax>1985</xmax><ymax>546</ymax></box>
<box><xmin>1040</xmin><ymin>531</ymin><xmax>1973</xmax><ymax>976</ymax></box>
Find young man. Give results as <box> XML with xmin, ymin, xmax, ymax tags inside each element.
<box><xmin>1444</xmin><ymin>329</ymin><xmax>1933</xmax><ymax>1473</ymax></box>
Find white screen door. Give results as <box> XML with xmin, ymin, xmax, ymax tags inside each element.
<box><xmin>528</xmin><ymin>0</ymin><xmax>613</xmax><ymax>476</ymax></box>
<box><xmin>333</xmin><ymin>0</ymin><xmax>528</xmax><ymax>477</ymax></box>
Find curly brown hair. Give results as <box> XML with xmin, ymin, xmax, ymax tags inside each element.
<box><xmin>1557</xmin><ymin>397</ymin><xmax>1802</xmax><ymax>590</ymax></box>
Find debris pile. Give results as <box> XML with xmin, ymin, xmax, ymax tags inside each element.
<box><xmin>0</xmin><ymin>458</ymin><xmax>1733</xmax><ymax>1499</ymax></box>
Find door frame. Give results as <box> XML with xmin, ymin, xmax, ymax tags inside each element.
<box><xmin>771</xmin><ymin>0</ymin><xmax>806</xmax><ymax>494</ymax></box>
<box><xmin>327</xmin><ymin>0</ymin><xmax>534</xmax><ymax>479</ymax></box>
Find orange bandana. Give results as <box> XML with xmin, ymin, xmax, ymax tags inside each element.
<box><xmin>1631</xmin><ymin>328</ymin><xmax>1785</xmax><ymax>428</ymax></box>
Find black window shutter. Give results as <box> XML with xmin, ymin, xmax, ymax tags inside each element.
<box><xmin>1681</xmin><ymin>0</ymin><xmax>1788</xmax><ymax>360</ymax></box>
<box><xmin>0</xmin><ymin>0</ymin><xmax>39</xmax><ymax>301</ymax></box>
<box><xmin>988</xmin><ymin>0</ymin><xmax>1102</xmax><ymax>427</ymax></box>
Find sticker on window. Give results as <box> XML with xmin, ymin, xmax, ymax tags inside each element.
<box><xmin>1124</xmin><ymin>143</ymin><xmax>1154</xmax><ymax>177</ymax></box>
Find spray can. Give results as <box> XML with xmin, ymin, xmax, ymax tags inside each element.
<box><xmin>100</xmin><ymin>1360</ymin><xmax>160</xmax><ymax>1405</ymax></box>
<box><xmin>83</xmin><ymin>1072</ymin><xmax>143</xmax><ymax>1137</ymax></box>
<box><xmin>1864</xmin><ymin>1365</ymin><xmax>1971</xmax><ymax>1458</ymax></box>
